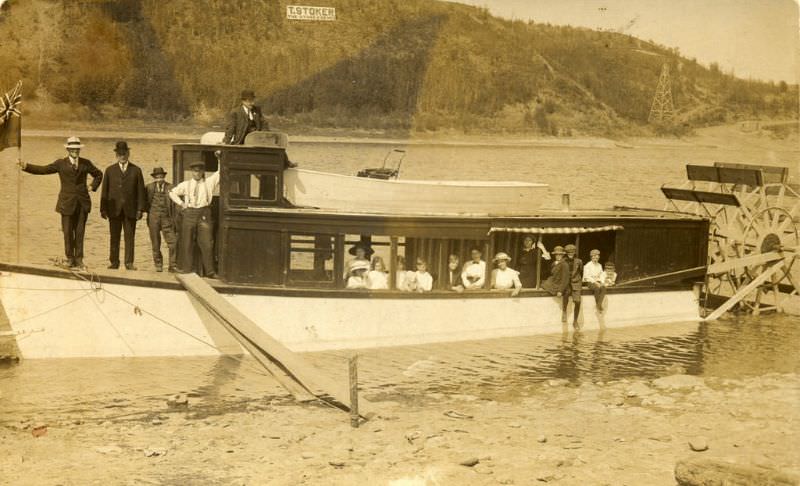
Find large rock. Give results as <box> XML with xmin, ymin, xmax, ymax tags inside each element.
<box><xmin>675</xmin><ymin>458</ymin><xmax>800</xmax><ymax>485</ymax></box>
<box><xmin>652</xmin><ymin>374</ymin><xmax>705</xmax><ymax>390</ymax></box>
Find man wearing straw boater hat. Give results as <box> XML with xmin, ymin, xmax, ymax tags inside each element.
<box><xmin>18</xmin><ymin>136</ymin><xmax>103</xmax><ymax>270</ymax></box>
<box><xmin>144</xmin><ymin>166</ymin><xmax>178</xmax><ymax>272</ymax></box>
<box><xmin>100</xmin><ymin>141</ymin><xmax>146</xmax><ymax>270</ymax></box>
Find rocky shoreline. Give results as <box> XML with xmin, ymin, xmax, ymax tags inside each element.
<box><xmin>1</xmin><ymin>372</ymin><xmax>797</xmax><ymax>485</ymax></box>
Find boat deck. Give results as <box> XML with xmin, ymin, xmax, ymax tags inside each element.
<box><xmin>0</xmin><ymin>261</ymin><xmax>695</xmax><ymax>298</ymax></box>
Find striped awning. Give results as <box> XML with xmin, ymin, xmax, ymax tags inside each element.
<box><xmin>488</xmin><ymin>225</ymin><xmax>623</xmax><ymax>235</ymax></box>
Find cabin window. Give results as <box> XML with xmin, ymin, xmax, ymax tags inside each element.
<box><xmin>228</xmin><ymin>171</ymin><xmax>278</xmax><ymax>204</ymax></box>
<box><xmin>179</xmin><ymin>150</ymin><xmax>220</xmax><ymax>184</ymax></box>
<box><xmin>288</xmin><ymin>233</ymin><xmax>335</xmax><ymax>286</ymax></box>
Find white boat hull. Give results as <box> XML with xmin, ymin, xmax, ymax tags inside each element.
<box><xmin>283</xmin><ymin>168</ymin><xmax>548</xmax><ymax>215</ymax></box>
<box><xmin>0</xmin><ymin>270</ymin><xmax>700</xmax><ymax>359</ymax></box>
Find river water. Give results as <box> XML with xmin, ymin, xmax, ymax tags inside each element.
<box><xmin>0</xmin><ymin>131</ymin><xmax>798</xmax><ymax>423</ymax></box>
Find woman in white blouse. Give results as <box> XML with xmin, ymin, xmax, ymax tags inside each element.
<box><xmin>490</xmin><ymin>252</ymin><xmax>522</xmax><ymax>297</ymax></box>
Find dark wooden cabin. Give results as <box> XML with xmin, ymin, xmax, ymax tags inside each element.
<box><xmin>172</xmin><ymin>143</ymin><xmax>709</xmax><ymax>296</ymax></box>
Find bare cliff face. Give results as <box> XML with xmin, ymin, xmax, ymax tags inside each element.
<box><xmin>1</xmin><ymin>0</ymin><xmax>796</xmax><ymax>134</ymax></box>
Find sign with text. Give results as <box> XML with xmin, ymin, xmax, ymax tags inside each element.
<box><xmin>286</xmin><ymin>5</ymin><xmax>336</xmax><ymax>21</ymax></box>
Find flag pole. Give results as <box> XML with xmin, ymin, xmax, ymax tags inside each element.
<box><xmin>16</xmin><ymin>81</ymin><xmax>22</xmax><ymax>264</ymax></box>
<box><xmin>16</xmin><ymin>144</ymin><xmax>21</xmax><ymax>263</ymax></box>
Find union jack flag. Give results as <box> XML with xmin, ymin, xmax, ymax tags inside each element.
<box><xmin>0</xmin><ymin>81</ymin><xmax>22</xmax><ymax>122</ymax></box>
<box><xmin>0</xmin><ymin>81</ymin><xmax>22</xmax><ymax>151</ymax></box>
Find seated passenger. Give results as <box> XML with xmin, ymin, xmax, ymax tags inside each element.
<box><xmin>346</xmin><ymin>260</ymin><xmax>369</xmax><ymax>289</ymax></box>
<box><xmin>491</xmin><ymin>252</ymin><xmax>522</xmax><ymax>297</ymax></box>
<box><xmin>366</xmin><ymin>256</ymin><xmax>389</xmax><ymax>290</ymax></box>
<box><xmin>345</xmin><ymin>242</ymin><xmax>373</xmax><ymax>278</ymax></box>
<box><xmin>395</xmin><ymin>255</ymin><xmax>414</xmax><ymax>291</ymax></box>
<box><xmin>603</xmin><ymin>262</ymin><xmax>617</xmax><ymax>287</ymax></box>
<box><xmin>461</xmin><ymin>248</ymin><xmax>486</xmax><ymax>290</ymax></box>
<box><xmin>411</xmin><ymin>257</ymin><xmax>433</xmax><ymax>293</ymax></box>
<box><xmin>583</xmin><ymin>249</ymin><xmax>607</xmax><ymax>312</ymax></box>
<box><xmin>445</xmin><ymin>254</ymin><xmax>464</xmax><ymax>292</ymax></box>
<box><xmin>541</xmin><ymin>245</ymin><xmax>567</xmax><ymax>295</ymax></box>
<box><xmin>518</xmin><ymin>236</ymin><xmax>550</xmax><ymax>288</ymax></box>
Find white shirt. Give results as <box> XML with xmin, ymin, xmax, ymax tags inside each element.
<box><xmin>69</xmin><ymin>156</ymin><xmax>79</xmax><ymax>168</ymax></box>
<box><xmin>492</xmin><ymin>267</ymin><xmax>522</xmax><ymax>290</ymax></box>
<box><xmin>366</xmin><ymin>270</ymin><xmax>388</xmax><ymax>290</ymax></box>
<box><xmin>346</xmin><ymin>276</ymin><xmax>367</xmax><ymax>289</ymax></box>
<box><xmin>412</xmin><ymin>271</ymin><xmax>433</xmax><ymax>292</ymax></box>
<box><xmin>396</xmin><ymin>271</ymin><xmax>415</xmax><ymax>291</ymax></box>
<box><xmin>243</xmin><ymin>105</ymin><xmax>254</xmax><ymax>121</ymax></box>
<box><xmin>118</xmin><ymin>162</ymin><xmax>128</xmax><ymax>174</ymax></box>
<box><xmin>461</xmin><ymin>260</ymin><xmax>486</xmax><ymax>289</ymax></box>
<box><xmin>169</xmin><ymin>170</ymin><xmax>220</xmax><ymax>208</ymax></box>
<box><xmin>583</xmin><ymin>261</ymin><xmax>606</xmax><ymax>285</ymax></box>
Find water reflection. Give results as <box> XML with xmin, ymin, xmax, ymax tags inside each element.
<box><xmin>1</xmin><ymin>315</ymin><xmax>798</xmax><ymax>423</ymax></box>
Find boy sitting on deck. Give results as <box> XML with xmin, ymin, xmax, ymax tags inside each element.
<box><xmin>603</xmin><ymin>262</ymin><xmax>617</xmax><ymax>287</ymax></box>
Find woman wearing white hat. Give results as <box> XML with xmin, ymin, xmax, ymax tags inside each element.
<box><xmin>18</xmin><ymin>136</ymin><xmax>102</xmax><ymax>270</ymax></box>
<box><xmin>490</xmin><ymin>252</ymin><xmax>522</xmax><ymax>297</ymax></box>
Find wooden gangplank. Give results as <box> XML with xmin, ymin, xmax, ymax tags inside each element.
<box><xmin>177</xmin><ymin>273</ymin><xmax>374</xmax><ymax>417</ymax></box>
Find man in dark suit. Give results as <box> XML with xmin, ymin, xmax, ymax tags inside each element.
<box><xmin>224</xmin><ymin>89</ymin><xmax>267</xmax><ymax>145</ymax></box>
<box><xmin>18</xmin><ymin>136</ymin><xmax>103</xmax><ymax>269</ymax></box>
<box><xmin>100</xmin><ymin>141</ymin><xmax>146</xmax><ymax>270</ymax></box>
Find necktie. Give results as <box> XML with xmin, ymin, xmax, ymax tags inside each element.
<box><xmin>192</xmin><ymin>180</ymin><xmax>200</xmax><ymax>206</ymax></box>
<box><xmin>71</xmin><ymin>158</ymin><xmax>78</xmax><ymax>170</ymax></box>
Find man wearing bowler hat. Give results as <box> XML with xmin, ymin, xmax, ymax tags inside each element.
<box><xmin>144</xmin><ymin>166</ymin><xmax>178</xmax><ymax>272</ymax></box>
<box><xmin>169</xmin><ymin>160</ymin><xmax>220</xmax><ymax>277</ymax></box>
<box><xmin>17</xmin><ymin>136</ymin><xmax>103</xmax><ymax>269</ymax></box>
<box><xmin>224</xmin><ymin>89</ymin><xmax>267</xmax><ymax>145</ymax></box>
<box><xmin>100</xmin><ymin>141</ymin><xmax>146</xmax><ymax>270</ymax></box>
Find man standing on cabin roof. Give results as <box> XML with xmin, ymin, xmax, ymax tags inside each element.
<box><xmin>17</xmin><ymin>136</ymin><xmax>102</xmax><ymax>270</ymax></box>
<box><xmin>169</xmin><ymin>160</ymin><xmax>220</xmax><ymax>278</ymax></box>
<box><xmin>224</xmin><ymin>89</ymin><xmax>267</xmax><ymax>145</ymax></box>
<box><xmin>144</xmin><ymin>167</ymin><xmax>178</xmax><ymax>273</ymax></box>
<box><xmin>100</xmin><ymin>141</ymin><xmax>146</xmax><ymax>270</ymax></box>
<box><xmin>560</xmin><ymin>244</ymin><xmax>584</xmax><ymax>329</ymax></box>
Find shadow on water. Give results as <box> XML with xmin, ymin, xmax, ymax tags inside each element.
<box><xmin>1</xmin><ymin>315</ymin><xmax>798</xmax><ymax>422</ymax></box>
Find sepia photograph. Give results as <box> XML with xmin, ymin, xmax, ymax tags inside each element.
<box><xmin>0</xmin><ymin>0</ymin><xmax>798</xmax><ymax>484</ymax></box>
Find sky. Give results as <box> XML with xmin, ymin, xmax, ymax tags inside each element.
<box><xmin>452</xmin><ymin>0</ymin><xmax>799</xmax><ymax>83</ymax></box>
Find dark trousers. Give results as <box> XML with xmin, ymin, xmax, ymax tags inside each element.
<box><xmin>61</xmin><ymin>208</ymin><xmax>88</xmax><ymax>260</ymax></box>
<box><xmin>587</xmin><ymin>282</ymin><xmax>606</xmax><ymax>310</ymax></box>
<box><xmin>148</xmin><ymin>212</ymin><xmax>177</xmax><ymax>269</ymax></box>
<box><xmin>562</xmin><ymin>286</ymin><xmax>582</xmax><ymax>323</ymax></box>
<box><xmin>178</xmin><ymin>207</ymin><xmax>214</xmax><ymax>274</ymax></box>
<box><xmin>109</xmin><ymin>215</ymin><xmax>137</xmax><ymax>266</ymax></box>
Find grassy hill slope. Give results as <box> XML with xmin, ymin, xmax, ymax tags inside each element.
<box><xmin>1</xmin><ymin>0</ymin><xmax>796</xmax><ymax>136</ymax></box>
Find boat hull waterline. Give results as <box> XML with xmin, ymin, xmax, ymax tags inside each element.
<box><xmin>0</xmin><ymin>270</ymin><xmax>699</xmax><ymax>359</ymax></box>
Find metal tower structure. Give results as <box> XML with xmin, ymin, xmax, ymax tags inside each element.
<box><xmin>648</xmin><ymin>63</ymin><xmax>675</xmax><ymax>123</ymax></box>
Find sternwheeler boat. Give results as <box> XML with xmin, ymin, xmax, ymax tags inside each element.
<box><xmin>0</xmin><ymin>133</ymin><xmax>711</xmax><ymax>359</ymax></box>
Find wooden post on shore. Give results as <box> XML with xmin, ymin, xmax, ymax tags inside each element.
<box><xmin>349</xmin><ymin>354</ymin><xmax>359</xmax><ymax>428</ymax></box>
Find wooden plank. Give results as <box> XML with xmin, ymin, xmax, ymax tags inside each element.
<box><xmin>685</xmin><ymin>165</ymin><xmax>720</xmax><ymax>183</ymax></box>
<box><xmin>703</xmin><ymin>263</ymin><xmax>784</xmax><ymax>321</ymax></box>
<box><xmin>177</xmin><ymin>273</ymin><xmax>375</xmax><ymax>416</ymax></box>
<box><xmin>616</xmin><ymin>266</ymin><xmax>707</xmax><ymax>286</ymax></box>
<box><xmin>714</xmin><ymin>162</ymin><xmax>788</xmax><ymax>183</ymax></box>
<box><xmin>707</xmin><ymin>251</ymin><xmax>787</xmax><ymax>275</ymax></box>
<box><xmin>716</xmin><ymin>167</ymin><xmax>763</xmax><ymax>186</ymax></box>
<box><xmin>191</xmin><ymin>293</ymin><xmax>316</xmax><ymax>402</ymax></box>
<box><xmin>661</xmin><ymin>187</ymin><xmax>698</xmax><ymax>203</ymax></box>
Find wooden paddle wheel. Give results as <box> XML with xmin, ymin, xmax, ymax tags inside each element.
<box><xmin>662</xmin><ymin>163</ymin><xmax>800</xmax><ymax>319</ymax></box>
